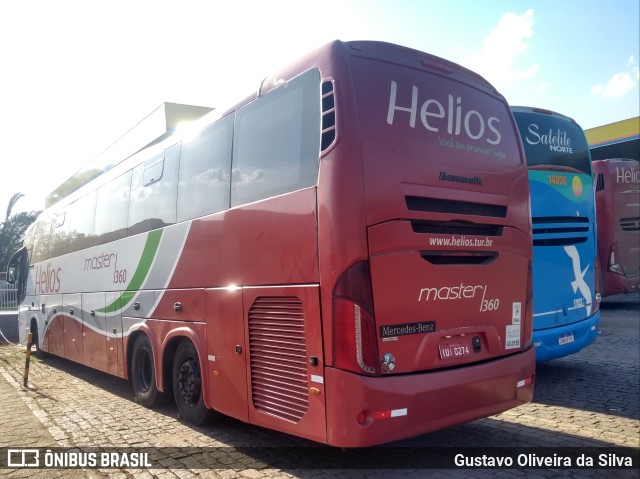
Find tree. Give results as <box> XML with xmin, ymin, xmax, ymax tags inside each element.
<box><xmin>0</xmin><ymin>193</ymin><xmax>40</xmax><ymax>271</ymax></box>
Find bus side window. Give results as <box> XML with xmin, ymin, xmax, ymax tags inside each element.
<box><xmin>231</xmin><ymin>68</ymin><xmax>321</xmax><ymax>207</ymax></box>
<box><xmin>68</xmin><ymin>191</ymin><xmax>97</xmax><ymax>253</ymax></box>
<box><xmin>30</xmin><ymin>216</ymin><xmax>52</xmax><ymax>264</ymax></box>
<box><xmin>177</xmin><ymin>115</ymin><xmax>233</xmax><ymax>222</ymax></box>
<box><xmin>129</xmin><ymin>144</ymin><xmax>179</xmax><ymax>235</ymax></box>
<box><xmin>94</xmin><ymin>171</ymin><xmax>132</xmax><ymax>246</ymax></box>
<box><xmin>50</xmin><ymin>211</ymin><xmax>69</xmax><ymax>257</ymax></box>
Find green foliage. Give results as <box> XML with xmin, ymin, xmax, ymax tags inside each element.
<box><xmin>0</xmin><ymin>193</ymin><xmax>40</xmax><ymax>271</ymax></box>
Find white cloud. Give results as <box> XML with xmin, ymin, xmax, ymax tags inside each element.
<box><xmin>465</xmin><ymin>9</ymin><xmax>538</xmax><ymax>87</ymax></box>
<box><xmin>627</xmin><ymin>55</ymin><xmax>636</xmax><ymax>69</ymax></box>
<box><xmin>591</xmin><ymin>56</ymin><xmax>639</xmax><ymax>98</ymax></box>
<box><xmin>537</xmin><ymin>82</ymin><xmax>550</xmax><ymax>93</ymax></box>
<box><xmin>590</xmin><ymin>85</ymin><xmax>603</xmax><ymax>96</ymax></box>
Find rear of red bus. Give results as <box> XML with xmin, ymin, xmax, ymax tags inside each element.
<box><xmin>594</xmin><ymin>159</ymin><xmax>640</xmax><ymax>296</ymax></box>
<box><xmin>310</xmin><ymin>41</ymin><xmax>535</xmax><ymax>447</ymax></box>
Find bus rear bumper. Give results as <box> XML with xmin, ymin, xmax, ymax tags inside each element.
<box><xmin>602</xmin><ymin>272</ymin><xmax>640</xmax><ymax>297</ymax></box>
<box><xmin>533</xmin><ymin>311</ymin><xmax>600</xmax><ymax>362</ymax></box>
<box><xmin>324</xmin><ymin>346</ymin><xmax>535</xmax><ymax>448</ymax></box>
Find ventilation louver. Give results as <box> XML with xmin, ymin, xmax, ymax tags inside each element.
<box><xmin>321</xmin><ymin>80</ymin><xmax>336</xmax><ymax>151</ymax></box>
<box><xmin>248</xmin><ymin>296</ymin><xmax>309</xmax><ymax>423</ymax></box>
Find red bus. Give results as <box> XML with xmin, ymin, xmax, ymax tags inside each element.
<box><xmin>593</xmin><ymin>158</ymin><xmax>640</xmax><ymax>296</ymax></box>
<box><xmin>7</xmin><ymin>40</ymin><xmax>535</xmax><ymax>447</ymax></box>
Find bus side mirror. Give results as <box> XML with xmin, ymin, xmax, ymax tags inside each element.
<box><xmin>6</xmin><ymin>246</ymin><xmax>27</xmax><ymax>304</ymax></box>
<box><xmin>7</xmin><ymin>265</ymin><xmax>17</xmax><ymax>284</ymax></box>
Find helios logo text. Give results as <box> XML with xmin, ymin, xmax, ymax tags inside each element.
<box><xmin>386</xmin><ymin>81</ymin><xmax>502</xmax><ymax>145</ymax></box>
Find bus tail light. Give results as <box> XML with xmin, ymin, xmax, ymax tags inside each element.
<box><xmin>593</xmin><ymin>256</ymin><xmax>602</xmax><ymax>314</ymax></box>
<box><xmin>332</xmin><ymin>261</ymin><xmax>380</xmax><ymax>376</ymax></box>
<box><xmin>608</xmin><ymin>243</ymin><xmax>624</xmax><ymax>275</ymax></box>
<box><xmin>524</xmin><ymin>258</ymin><xmax>534</xmax><ymax>348</ymax></box>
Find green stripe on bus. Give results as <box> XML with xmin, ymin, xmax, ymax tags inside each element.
<box><xmin>97</xmin><ymin>229</ymin><xmax>163</xmax><ymax>314</ymax></box>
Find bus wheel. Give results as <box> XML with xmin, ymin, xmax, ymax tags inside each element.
<box><xmin>131</xmin><ymin>335</ymin><xmax>164</xmax><ymax>408</ymax></box>
<box><xmin>30</xmin><ymin>319</ymin><xmax>47</xmax><ymax>359</ymax></box>
<box><xmin>173</xmin><ymin>340</ymin><xmax>214</xmax><ymax>426</ymax></box>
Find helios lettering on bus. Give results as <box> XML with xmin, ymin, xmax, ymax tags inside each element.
<box><xmin>35</xmin><ymin>263</ymin><xmax>61</xmax><ymax>294</ymax></box>
<box><xmin>616</xmin><ymin>166</ymin><xmax>640</xmax><ymax>184</ymax></box>
<box><xmin>525</xmin><ymin>123</ymin><xmax>573</xmax><ymax>153</ymax></box>
<box><xmin>386</xmin><ymin>81</ymin><xmax>502</xmax><ymax>145</ymax></box>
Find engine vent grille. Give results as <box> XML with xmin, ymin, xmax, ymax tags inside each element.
<box><xmin>321</xmin><ymin>80</ymin><xmax>336</xmax><ymax>151</ymax></box>
<box><xmin>248</xmin><ymin>296</ymin><xmax>309</xmax><ymax>423</ymax></box>
<box><xmin>406</xmin><ymin>196</ymin><xmax>507</xmax><ymax>218</ymax></box>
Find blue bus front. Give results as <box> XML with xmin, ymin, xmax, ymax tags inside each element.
<box><xmin>512</xmin><ymin>107</ymin><xmax>600</xmax><ymax>362</ymax></box>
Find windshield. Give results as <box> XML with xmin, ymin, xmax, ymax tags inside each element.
<box><xmin>352</xmin><ymin>57</ymin><xmax>524</xmax><ymax>174</ymax></box>
<box><xmin>513</xmin><ymin>111</ymin><xmax>591</xmax><ymax>175</ymax></box>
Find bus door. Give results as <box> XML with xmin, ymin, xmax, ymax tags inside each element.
<box><xmin>242</xmin><ymin>286</ymin><xmax>326</xmax><ymax>444</ymax></box>
<box><xmin>62</xmin><ymin>293</ymin><xmax>83</xmax><ymax>363</ymax></box>
<box><xmin>206</xmin><ymin>287</ymin><xmax>247</xmax><ymax>421</ymax></box>
<box><xmin>82</xmin><ymin>292</ymin><xmax>111</xmax><ymax>374</ymax></box>
<box><xmin>44</xmin><ymin>294</ymin><xmax>64</xmax><ymax>357</ymax></box>
<box><xmin>104</xmin><ymin>292</ymin><xmax>123</xmax><ymax>377</ymax></box>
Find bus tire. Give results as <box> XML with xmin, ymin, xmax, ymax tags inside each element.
<box><xmin>172</xmin><ymin>339</ymin><xmax>214</xmax><ymax>426</ymax></box>
<box><xmin>30</xmin><ymin>319</ymin><xmax>47</xmax><ymax>360</ymax></box>
<box><xmin>131</xmin><ymin>335</ymin><xmax>164</xmax><ymax>408</ymax></box>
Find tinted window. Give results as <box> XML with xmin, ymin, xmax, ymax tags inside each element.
<box><xmin>231</xmin><ymin>68</ymin><xmax>321</xmax><ymax>207</ymax></box>
<box><xmin>68</xmin><ymin>191</ymin><xmax>97</xmax><ymax>252</ymax></box>
<box><xmin>30</xmin><ymin>216</ymin><xmax>52</xmax><ymax>263</ymax></box>
<box><xmin>129</xmin><ymin>144</ymin><xmax>179</xmax><ymax>235</ymax></box>
<box><xmin>94</xmin><ymin>171</ymin><xmax>132</xmax><ymax>245</ymax></box>
<box><xmin>50</xmin><ymin>211</ymin><xmax>69</xmax><ymax>257</ymax></box>
<box><xmin>512</xmin><ymin>111</ymin><xmax>591</xmax><ymax>174</ymax></box>
<box><xmin>177</xmin><ymin>115</ymin><xmax>233</xmax><ymax>222</ymax></box>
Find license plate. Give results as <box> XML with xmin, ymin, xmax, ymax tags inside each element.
<box><xmin>558</xmin><ymin>333</ymin><xmax>574</xmax><ymax>345</ymax></box>
<box><xmin>439</xmin><ymin>342</ymin><xmax>470</xmax><ymax>360</ymax></box>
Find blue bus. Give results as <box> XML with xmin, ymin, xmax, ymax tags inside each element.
<box><xmin>511</xmin><ymin>107</ymin><xmax>601</xmax><ymax>362</ymax></box>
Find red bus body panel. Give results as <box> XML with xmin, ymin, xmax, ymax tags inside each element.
<box><xmin>593</xmin><ymin>159</ymin><xmax>640</xmax><ymax>296</ymax></box>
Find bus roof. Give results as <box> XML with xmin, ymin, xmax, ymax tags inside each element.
<box><xmin>510</xmin><ymin>105</ymin><xmax>577</xmax><ymax>124</ymax></box>
<box><xmin>45</xmin><ymin>102</ymin><xmax>213</xmax><ymax>208</ymax></box>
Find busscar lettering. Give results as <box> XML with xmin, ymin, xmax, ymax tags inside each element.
<box><xmin>387</xmin><ymin>81</ymin><xmax>502</xmax><ymax>145</ymax></box>
<box><xmin>439</xmin><ymin>171</ymin><xmax>484</xmax><ymax>185</ymax></box>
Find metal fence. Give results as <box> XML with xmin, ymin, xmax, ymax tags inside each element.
<box><xmin>0</xmin><ymin>281</ymin><xmax>18</xmax><ymax>312</ymax></box>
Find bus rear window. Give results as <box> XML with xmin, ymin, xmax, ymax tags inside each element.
<box><xmin>350</xmin><ymin>57</ymin><xmax>523</xmax><ymax>173</ymax></box>
<box><xmin>512</xmin><ymin>111</ymin><xmax>591</xmax><ymax>174</ymax></box>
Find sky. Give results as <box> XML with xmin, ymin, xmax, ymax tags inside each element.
<box><xmin>1</xmin><ymin>0</ymin><xmax>638</xmax><ymax>215</ymax></box>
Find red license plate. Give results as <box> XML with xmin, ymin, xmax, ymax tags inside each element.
<box><xmin>439</xmin><ymin>342</ymin><xmax>471</xmax><ymax>360</ymax></box>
